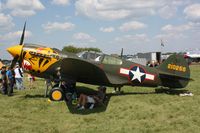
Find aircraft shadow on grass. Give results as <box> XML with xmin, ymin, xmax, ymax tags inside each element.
<box><xmin>23</xmin><ymin>86</ymin><xmax>189</xmax><ymax>115</ymax></box>
<box><xmin>24</xmin><ymin>94</ymin><xmax>46</xmax><ymax>99</ymax></box>
<box><xmin>64</xmin><ymin>86</ymin><xmax>189</xmax><ymax>115</ymax></box>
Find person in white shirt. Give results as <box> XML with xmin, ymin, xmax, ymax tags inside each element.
<box><xmin>14</xmin><ymin>65</ymin><xmax>24</xmax><ymax>90</ymax></box>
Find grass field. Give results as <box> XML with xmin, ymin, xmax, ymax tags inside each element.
<box><xmin>0</xmin><ymin>65</ymin><xmax>199</xmax><ymax>133</ymax></box>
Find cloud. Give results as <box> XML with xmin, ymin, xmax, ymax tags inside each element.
<box><xmin>5</xmin><ymin>0</ymin><xmax>45</xmax><ymax>17</ymax></box>
<box><xmin>115</xmin><ymin>34</ymin><xmax>150</xmax><ymax>43</ymax></box>
<box><xmin>161</xmin><ymin>24</ymin><xmax>192</xmax><ymax>32</ymax></box>
<box><xmin>184</xmin><ymin>3</ymin><xmax>200</xmax><ymax>21</ymax></box>
<box><xmin>75</xmin><ymin>0</ymin><xmax>165</xmax><ymax>20</ymax></box>
<box><xmin>75</xmin><ymin>0</ymin><xmax>191</xmax><ymax>20</ymax></box>
<box><xmin>154</xmin><ymin>23</ymin><xmax>194</xmax><ymax>41</ymax></box>
<box><xmin>51</xmin><ymin>0</ymin><xmax>70</xmax><ymax>6</ymax></box>
<box><xmin>73</xmin><ymin>32</ymin><xmax>96</xmax><ymax>43</ymax></box>
<box><xmin>154</xmin><ymin>33</ymin><xmax>187</xmax><ymax>40</ymax></box>
<box><xmin>0</xmin><ymin>30</ymin><xmax>32</xmax><ymax>41</ymax></box>
<box><xmin>188</xmin><ymin>22</ymin><xmax>200</xmax><ymax>31</ymax></box>
<box><xmin>11</xmin><ymin>9</ymin><xmax>36</xmax><ymax>17</ymax></box>
<box><xmin>0</xmin><ymin>13</ymin><xmax>14</xmax><ymax>30</ymax></box>
<box><xmin>158</xmin><ymin>5</ymin><xmax>177</xmax><ymax>19</ymax></box>
<box><xmin>100</xmin><ymin>27</ymin><xmax>115</xmax><ymax>32</ymax></box>
<box><xmin>42</xmin><ymin>22</ymin><xmax>75</xmax><ymax>33</ymax></box>
<box><xmin>119</xmin><ymin>21</ymin><xmax>147</xmax><ymax>31</ymax></box>
<box><xmin>6</xmin><ymin>0</ymin><xmax>44</xmax><ymax>10</ymax></box>
<box><xmin>171</xmin><ymin>0</ymin><xmax>191</xmax><ymax>6</ymax></box>
<box><xmin>0</xmin><ymin>1</ymin><xmax>2</xmax><ymax>11</ymax></box>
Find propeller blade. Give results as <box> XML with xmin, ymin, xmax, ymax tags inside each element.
<box><xmin>18</xmin><ymin>22</ymin><xmax>26</xmax><ymax>67</ymax></box>
<box><xmin>10</xmin><ymin>56</ymin><xmax>19</xmax><ymax>69</ymax></box>
<box><xmin>120</xmin><ymin>48</ymin><xmax>123</xmax><ymax>58</ymax></box>
<box><xmin>18</xmin><ymin>55</ymin><xmax>23</xmax><ymax>68</ymax></box>
<box><xmin>19</xmin><ymin>22</ymin><xmax>26</xmax><ymax>45</ymax></box>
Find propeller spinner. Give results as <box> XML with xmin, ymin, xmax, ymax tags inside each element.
<box><xmin>7</xmin><ymin>22</ymin><xmax>26</xmax><ymax>68</ymax></box>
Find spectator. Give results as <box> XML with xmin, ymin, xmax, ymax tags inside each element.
<box><xmin>6</xmin><ymin>67</ymin><xmax>15</xmax><ymax>96</ymax></box>
<box><xmin>149</xmin><ymin>62</ymin><xmax>154</xmax><ymax>67</ymax></box>
<box><xmin>76</xmin><ymin>86</ymin><xmax>106</xmax><ymax>110</ymax></box>
<box><xmin>0</xmin><ymin>68</ymin><xmax>2</xmax><ymax>89</ymax></box>
<box><xmin>1</xmin><ymin>66</ymin><xmax>8</xmax><ymax>95</ymax></box>
<box><xmin>27</xmin><ymin>74</ymin><xmax>35</xmax><ymax>89</ymax></box>
<box><xmin>154</xmin><ymin>62</ymin><xmax>160</xmax><ymax>67</ymax></box>
<box><xmin>44</xmin><ymin>78</ymin><xmax>52</xmax><ymax>97</ymax></box>
<box><xmin>146</xmin><ymin>61</ymin><xmax>151</xmax><ymax>67</ymax></box>
<box><xmin>14</xmin><ymin>65</ymin><xmax>24</xmax><ymax>90</ymax></box>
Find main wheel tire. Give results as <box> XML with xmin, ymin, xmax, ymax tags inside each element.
<box><xmin>49</xmin><ymin>87</ymin><xmax>64</xmax><ymax>101</ymax></box>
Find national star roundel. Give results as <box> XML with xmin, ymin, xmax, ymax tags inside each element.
<box><xmin>129</xmin><ymin>66</ymin><xmax>146</xmax><ymax>83</ymax></box>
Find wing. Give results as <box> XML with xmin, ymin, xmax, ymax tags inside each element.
<box><xmin>60</xmin><ymin>58</ymin><xmax>110</xmax><ymax>86</ymax></box>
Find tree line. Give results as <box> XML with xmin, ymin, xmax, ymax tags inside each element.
<box><xmin>62</xmin><ymin>45</ymin><xmax>101</xmax><ymax>54</ymax></box>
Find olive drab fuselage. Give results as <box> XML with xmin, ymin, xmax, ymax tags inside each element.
<box><xmin>8</xmin><ymin>43</ymin><xmax>191</xmax><ymax>89</ymax></box>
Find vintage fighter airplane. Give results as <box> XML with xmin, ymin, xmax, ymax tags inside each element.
<box><xmin>7</xmin><ymin>23</ymin><xmax>191</xmax><ymax>102</ymax></box>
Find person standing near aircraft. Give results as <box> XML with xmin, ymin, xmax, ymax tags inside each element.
<box><xmin>1</xmin><ymin>66</ymin><xmax>8</xmax><ymax>95</ymax></box>
<box><xmin>14</xmin><ymin>65</ymin><xmax>24</xmax><ymax>90</ymax></box>
<box><xmin>6</xmin><ymin>66</ymin><xmax>15</xmax><ymax>96</ymax></box>
<box><xmin>0</xmin><ymin>68</ymin><xmax>2</xmax><ymax>89</ymax></box>
<box><xmin>27</xmin><ymin>74</ymin><xmax>35</xmax><ymax>89</ymax></box>
<box><xmin>44</xmin><ymin>78</ymin><xmax>53</xmax><ymax>97</ymax></box>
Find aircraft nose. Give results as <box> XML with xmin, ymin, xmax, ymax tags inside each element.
<box><xmin>7</xmin><ymin>45</ymin><xmax>23</xmax><ymax>57</ymax></box>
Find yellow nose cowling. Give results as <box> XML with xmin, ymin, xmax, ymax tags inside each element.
<box><xmin>7</xmin><ymin>45</ymin><xmax>23</xmax><ymax>57</ymax></box>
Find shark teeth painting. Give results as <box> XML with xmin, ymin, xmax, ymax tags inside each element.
<box><xmin>22</xmin><ymin>60</ymin><xmax>32</xmax><ymax>71</ymax></box>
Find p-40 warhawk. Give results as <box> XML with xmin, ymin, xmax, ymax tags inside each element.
<box><xmin>7</xmin><ymin>23</ymin><xmax>191</xmax><ymax>102</ymax></box>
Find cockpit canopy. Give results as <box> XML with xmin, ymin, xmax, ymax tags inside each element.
<box><xmin>77</xmin><ymin>51</ymin><xmax>103</xmax><ymax>61</ymax></box>
<box><xmin>78</xmin><ymin>51</ymin><xmax>122</xmax><ymax>65</ymax></box>
<box><xmin>102</xmin><ymin>55</ymin><xmax>122</xmax><ymax>65</ymax></box>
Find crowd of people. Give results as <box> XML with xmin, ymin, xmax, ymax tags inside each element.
<box><xmin>0</xmin><ymin>64</ymin><xmax>35</xmax><ymax>96</ymax></box>
<box><xmin>146</xmin><ymin>61</ymin><xmax>160</xmax><ymax>67</ymax></box>
<box><xmin>146</xmin><ymin>59</ymin><xmax>166</xmax><ymax>67</ymax></box>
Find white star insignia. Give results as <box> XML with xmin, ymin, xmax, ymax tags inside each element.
<box><xmin>130</xmin><ymin>67</ymin><xmax>145</xmax><ymax>82</ymax></box>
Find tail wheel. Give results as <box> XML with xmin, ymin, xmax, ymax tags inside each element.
<box><xmin>49</xmin><ymin>87</ymin><xmax>64</xmax><ymax>101</ymax></box>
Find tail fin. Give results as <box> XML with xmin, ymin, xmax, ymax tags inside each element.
<box><xmin>158</xmin><ymin>54</ymin><xmax>191</xmax><ymax>88</ymax></box>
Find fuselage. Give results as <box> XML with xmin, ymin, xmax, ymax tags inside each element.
<box><xmin>7</xmin><ymin>43</ymin><xmax>190</xmax><ymax>89</ymax></box>
<box><xmin>16</xmin><ymin>43</ymin><xmax>160</xmax><ymax>88</ymax></box>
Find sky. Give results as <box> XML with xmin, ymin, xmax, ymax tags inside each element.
<box><xmin>0</xmin><ymin>0</ymin><xmax>200</xmax><ymax>59</ymax></box>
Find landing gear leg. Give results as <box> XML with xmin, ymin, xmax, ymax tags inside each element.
<box><xmin>44</xmin><ymin>79</ymin><xmax>53</xmax><ymax>98</ymax></box>
<box><xmin>118</xmin><ymin>87</ymin><xmax>121</xmax><ymax>92</ymax></box>
<box><xmin>44</xmin><ymin>86</ymin><xmax>48</xmax><ymax>98</ymax></box>
<box><xmin>48</xmin><ymin>67</ymin><xmax>64</xmax><ymax>101</ymax></box>
<box><xmin>112</xmin><ymin>86</ymin><xmax>122</xmax><ymax>94</ymax></box>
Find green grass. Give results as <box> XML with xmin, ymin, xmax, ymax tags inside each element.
<box><xmin>0</xmin><ymin>65</ymin><xmax>200</xmax><ymax>133</ymax></box>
